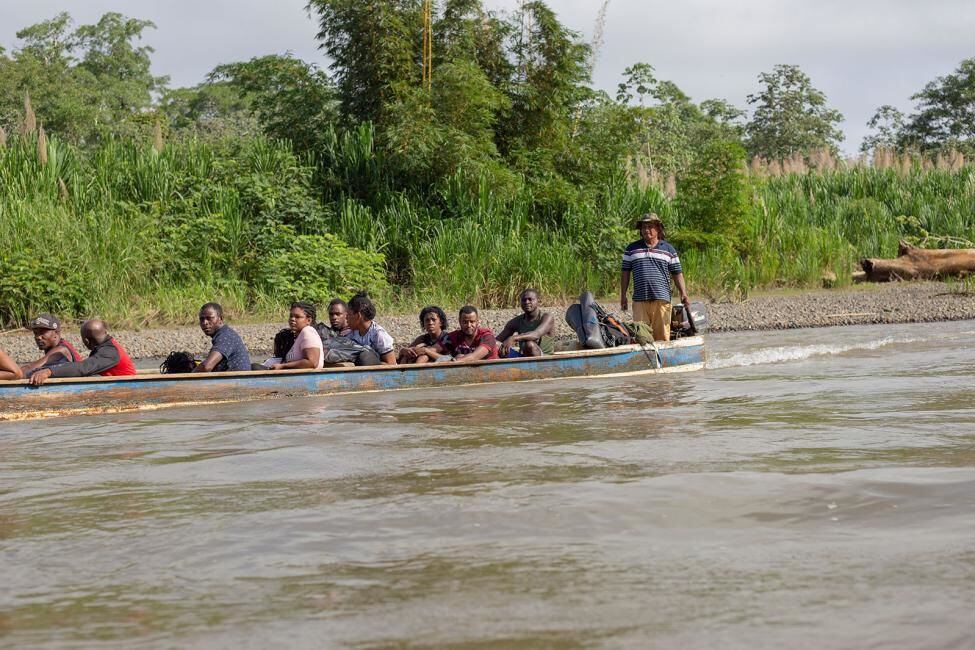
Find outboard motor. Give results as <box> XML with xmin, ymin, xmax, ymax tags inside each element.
<box><xmin>670</xmin><ymin>301</ymin><xmax>708</xmax><ymax>338</ymax></box>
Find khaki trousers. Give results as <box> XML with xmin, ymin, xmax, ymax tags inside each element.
<box><xmin>632</xmin><ymin>299</ymin><xmax>671</xmax><ymax>341</ymax></box>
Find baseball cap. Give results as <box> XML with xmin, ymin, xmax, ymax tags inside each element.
<box><xmin>29</xmin><ymin>313</ymin><xmax>61</xmax><ymax>330</ymax></box>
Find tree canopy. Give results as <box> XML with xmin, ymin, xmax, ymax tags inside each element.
<box><xmin>862</xmin><ymin>58</ymin><xmax>975</xmax><ymax>155</ymax></box>
<box><xmin>744</xmin><ymin>64</ymin><xmax>844</xmax><ymax>159</ymax></box>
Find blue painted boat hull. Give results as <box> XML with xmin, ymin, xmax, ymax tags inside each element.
<box><xmin>0</xmin><ymin>338</ymin><xmax>705</xmax><ymax>420</ymax></box>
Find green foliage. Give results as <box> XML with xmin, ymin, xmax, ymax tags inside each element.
<box><xmin>0</xmin><ymin>11</ymin><xmax>164</xmax><ymax>143</ymax></box>
<box><xmin>860</xmin><ymin>105</ymin><xmax>905</xmax><ymax>153</ymax></box>
<box><xmin>0</xmin><ymin>249</ymin><xmax>89</xmax><ymax>324</ymax></box>
<box><xmin>308</xmin><ymin>0</ymin><xmax>421</xmax><ymax>126</ymax></box>
<box><xmin>258</xmin><ymin>234</ymin><xmax>389</xmax><ymax>305</ymax></box>
<box><xmin>745</xmin><ymin>64</ymin><xmax>844</xmax><ymax>159</ymax></box>
<box><xmin>676</xmin><ymin>140</ymin><xmax>750</xmax><ymax>240</ymax></box>
<box><xmin>6</xmin><ymin>6</ymin><xmax>975</xmax><ymax>328</ymax></box>
<box><xmin>208</xmin><ymin>55</ymin><xmax>338</xmax><ymax>152</ymax></box>
<box><xmin>868</xmin><ymin>58</ymin><xmax>975</xmax><ymax>154</ymax></box>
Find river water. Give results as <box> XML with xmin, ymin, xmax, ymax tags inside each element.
<box><xmin>2</xmin><ymin>321</ymin><xmax>974</xmax><ymax>649</ymax></box>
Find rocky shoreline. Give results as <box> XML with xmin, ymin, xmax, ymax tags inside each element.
<box><xmin>2</xmin><ymin>282</ymin><xmax>973</xmax><ymax>362</ymax></box>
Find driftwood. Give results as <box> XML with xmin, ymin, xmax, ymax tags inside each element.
<box><xmin>861</xmin><ymin>241</ymin><xmax>975</xmax><ymax>282</ymax></box>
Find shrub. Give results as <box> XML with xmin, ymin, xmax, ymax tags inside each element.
<box><xmin>258</xmin><ymin>234</ymin><xmax>388</xmax><ymax>305</ymax></box>
<box><xmin>676</xmin><ymin>139</ymin><xmax>750</xmax><ymax>239</ymax></box>
<box><xmin>0</xmin><ymin>250</ymin><xmax>89</xmax><ymax>324</ymax></box>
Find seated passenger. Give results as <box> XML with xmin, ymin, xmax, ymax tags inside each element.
<box><xmin>29</xmin><ymin>319</ymin><xmax>136</xmax><ymax>385</ymax></box>
<box><xmin>327</xmin><ymin>298</ymin><xmax>351</xmax><ymax>337</ymax></box>
<box><xmin>398</xmin><ymin>306</ymin><xmax>448</xmax><ymax>364</ymax></box>
<box><xmin>20</xmin><ymin>313</ymin><xmax>83</xmax><ymax>377</ymax></box>
<box><xmin>267</xmin><ymin>302</ymin><xmax>323</xmax><ymax>370</ymax></box>
<box><xmin>193</xmin><ymin>302</ymin><xmax>251</xmax><ymax>373</ymax></box>
<box><xmin>497</xmin><ymin>289</ymin><xmax>555</xmax><ymax>358</ymax></box>
<box><xmin>431</xmin><ymin>305</ymin><xmax>499</xmax><ymax>362</ymax></box>
<box><xmin>0</xmin><ymin>348</ymin><xmax>23</xmax><ymax>380</ymax></box>
<box><xmin>346</xmin><ymin>292</ymin><xmax>396</xmax><ymax>365</ymax></box>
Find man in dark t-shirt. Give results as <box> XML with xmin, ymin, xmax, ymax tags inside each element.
<box><xmin>194</xmin><ymin>302</ymin><xmax>251</xmax><ymax>372</ymax></box>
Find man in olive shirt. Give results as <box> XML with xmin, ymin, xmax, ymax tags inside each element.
<box><xmin>497</xmin><ymin>289</ymin><xmax>555</xmax><ymax>357</ymax></box>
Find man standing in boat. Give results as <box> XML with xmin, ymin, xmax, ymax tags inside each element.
<box><xmin>620</xmin><ymin>213</ymin><xmax>690</xmax><ymax>342</ymax></box>
<box><xmin>194</xmin><ymin>302</ymin><xmax>251</xmax><ymax>372</ymax></box>
<box><xmin>28</xmin><ymin>319</ymin><xmax>136</xmax><ymax>385</ymax></box>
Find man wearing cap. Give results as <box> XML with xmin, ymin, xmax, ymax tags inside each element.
<box><xmin>20</xmin><ymin>313</ymin><xmax>83</xmax><ymax>378</ymax></box>
<box><xmin>620</xmin><ymin>213</ymin><xmax>690</xmax><ymax>341</ymax></box>
<box><xmin>29</xmin><ymin>319</ymin><xmax>136</xmax><ymax>386</ymax></box>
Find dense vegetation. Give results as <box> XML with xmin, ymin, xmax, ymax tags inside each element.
<box><xmin>1</xmin><ymin>3</ymin><xmax>974</xmax><ymax>326</ymax></box>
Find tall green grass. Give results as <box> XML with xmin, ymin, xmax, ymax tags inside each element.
<box><xmin>2</xmin><ymin>129</ymin><xmax>974</xmax><ymax>327</ymax></box>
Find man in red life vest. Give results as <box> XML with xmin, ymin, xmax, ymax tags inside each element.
<box><xmin>29</xmin><ymin>319</ymin><xmax>136</xmax><ymax>385</ymax></box>
<box><xmin>20</xmin><ymin>313</ymin><xmax>83</xmax><ymax>378</ymax></box>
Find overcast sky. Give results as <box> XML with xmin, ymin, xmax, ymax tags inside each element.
<box><xmin>2</xmin><ymin>0</ymin><xmax>973</xmax><ymax>153</ymax></box>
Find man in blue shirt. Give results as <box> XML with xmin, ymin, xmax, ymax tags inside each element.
<box><xmin>194</xmin><ymin>302</ymin><xmax>251</xmax><ymax>372</ymax></box>
<box><xmin>620</xmin><ymin>213</ymin><xmax>690</xmax><ymax>341</ymax></box>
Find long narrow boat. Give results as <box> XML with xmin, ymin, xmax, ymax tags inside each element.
<box><xmin>0</xmin><ymin>337</ymin><xmax>704</xmax><ymax>420</ymax></box>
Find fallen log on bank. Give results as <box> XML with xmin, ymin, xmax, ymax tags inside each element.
<box><xmin>861</xmin><ymin>241</ymin><xmax>975</xmax><ymax>282</ymax></box>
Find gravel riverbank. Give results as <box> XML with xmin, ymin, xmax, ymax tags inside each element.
<box><xmin>2</xmin><ymin>282</ymin><xmax>974</xmax><ymax>362</ymax></box>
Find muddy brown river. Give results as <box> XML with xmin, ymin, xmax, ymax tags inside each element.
<box><xmin>2</xmin><ymin>321</ymin><xmax>974</xmax><ymax>648</ymax></box>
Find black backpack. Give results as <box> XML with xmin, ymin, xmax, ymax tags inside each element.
<box><xmin>591</xmin><ymin>302</ymin><xmax>632</xmax><ymax>347</ymax></box>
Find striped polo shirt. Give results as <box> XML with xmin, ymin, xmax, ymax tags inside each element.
<box><xmin>621</xmin><ymin>239</ymin><xmax>682</xmax><ymax>302</ymax></box>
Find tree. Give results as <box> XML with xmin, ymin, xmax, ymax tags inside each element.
<box><xmin>307</xmin><ymin>0</ymin><xmax>422</xmax><ymax>126</ymax></box>
<box><xmin>900</xmin><ymin>58</ymin><xmax>975</xmax><ymax>153</ymax></box>
<box><xmin>209</xmin><ymin>55</ymin><xmax>339</xmax><ymax>152</ymax></box>
<box><xmin>74</xmin><ymin>13</ymin><xmax>167</xmax><ymax>117</ymax></box>
<box><xmin>435</xmin><ymin>0</ymin><xmax>513</xmax><ymax>87</ymax></box>
<box><xmin>0</xmin><ymin>12</ymin><xmax>164</xmax><ymax>143</ymax></box>
<box><xmin>158</xmin><ymin>82</ymin><xmax>260</xmax><ymax>141</ymax></box>
<box><xmin>744</xmin><ymin>64</ymin><xmax>844</xmax><ymax>159</ymax></box>
<box><xmin>860</xmin><ymin>105</ymin><xmax>905</xmax><ymax>153</ymax></box>
<box><xmin>499</xmin><ymin>1</ymin><xmax>591</xmax><ymax>162</ymax></box>
<box><xmin>613</xmin><ymin>62</ymin><xmax>743</xmax><ymax>176</ymax></box>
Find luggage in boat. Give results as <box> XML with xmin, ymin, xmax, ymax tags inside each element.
<box><xmin>566</xmin><ymin>292</ymin><xmax>605</xmax><ymax>349</ymax></box>
<box><xmin>313</xmin><ymin>323</ymin><xmax>377</xmax><ymax>365</ymax></box>
<box><xmin>566</xmin><ymin>292</ymin><xmax>632</xmax><ymax>349</ymax></box>
<box><xmin>590</xmin><ymin>301</ymin><xmax>631</xmax><ymax>348</ymax></box>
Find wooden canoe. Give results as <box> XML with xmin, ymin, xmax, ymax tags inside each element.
<box><xmin>0</xmin><ymin>337</ymin><xmax>705</xmax><ymax>421</ymax></box>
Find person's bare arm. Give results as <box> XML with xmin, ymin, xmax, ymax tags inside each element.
<box><xmin>272</xmin><ymin>347</ymin><xmax>321</xmax><ymax>370</ymax></box>
<box><xmin>455</xmin><ymin>344</ymin><xmax>491</xmax><ymax>362</ymax></box>
<box><xmin>21</xmin><ymin>347</ymin><xmax>69</xmax><ymax>374</ymax></box>
<box><xmin>380</xmin><ymin>351</ymin><xmax>397</xmax><ymax>365</ymax></box>
<box><xmin>0</xmin><ymin>350</ymin><xmax>23</xmax><ymax>381</ymax></box>
<box><xmin>510</xmin><ymin>313</ymin><xmax>554</xmax><ymax>343</ymax></box>
<box><xmin>421</xmin><ymin>342</ymin><xmax>449</xmax><ymax>360</ymax></box>
<box><xmin>620</xmin><ymin>270</ymin><xmax>631</xmax><ymax>311</ymax></box>
<box><xmin>673</xmin><ymin>272</ymin><xmax>690</xmax><ymax>305</ymax></box>
<box><xmin>497</xmin><ymin>318</ymin><xmax>517</xmax><ymax>345</ymax></box>
<box><xmin>192</xmin><ymin>350</ymin><xmax>224</xmax><ymax>373</ymax></box>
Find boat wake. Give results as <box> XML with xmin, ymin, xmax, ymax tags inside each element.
<box><xmin>707</xmin><ymin>336</ymin><xmax>922</xmax><ymax>370</ymax></box>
